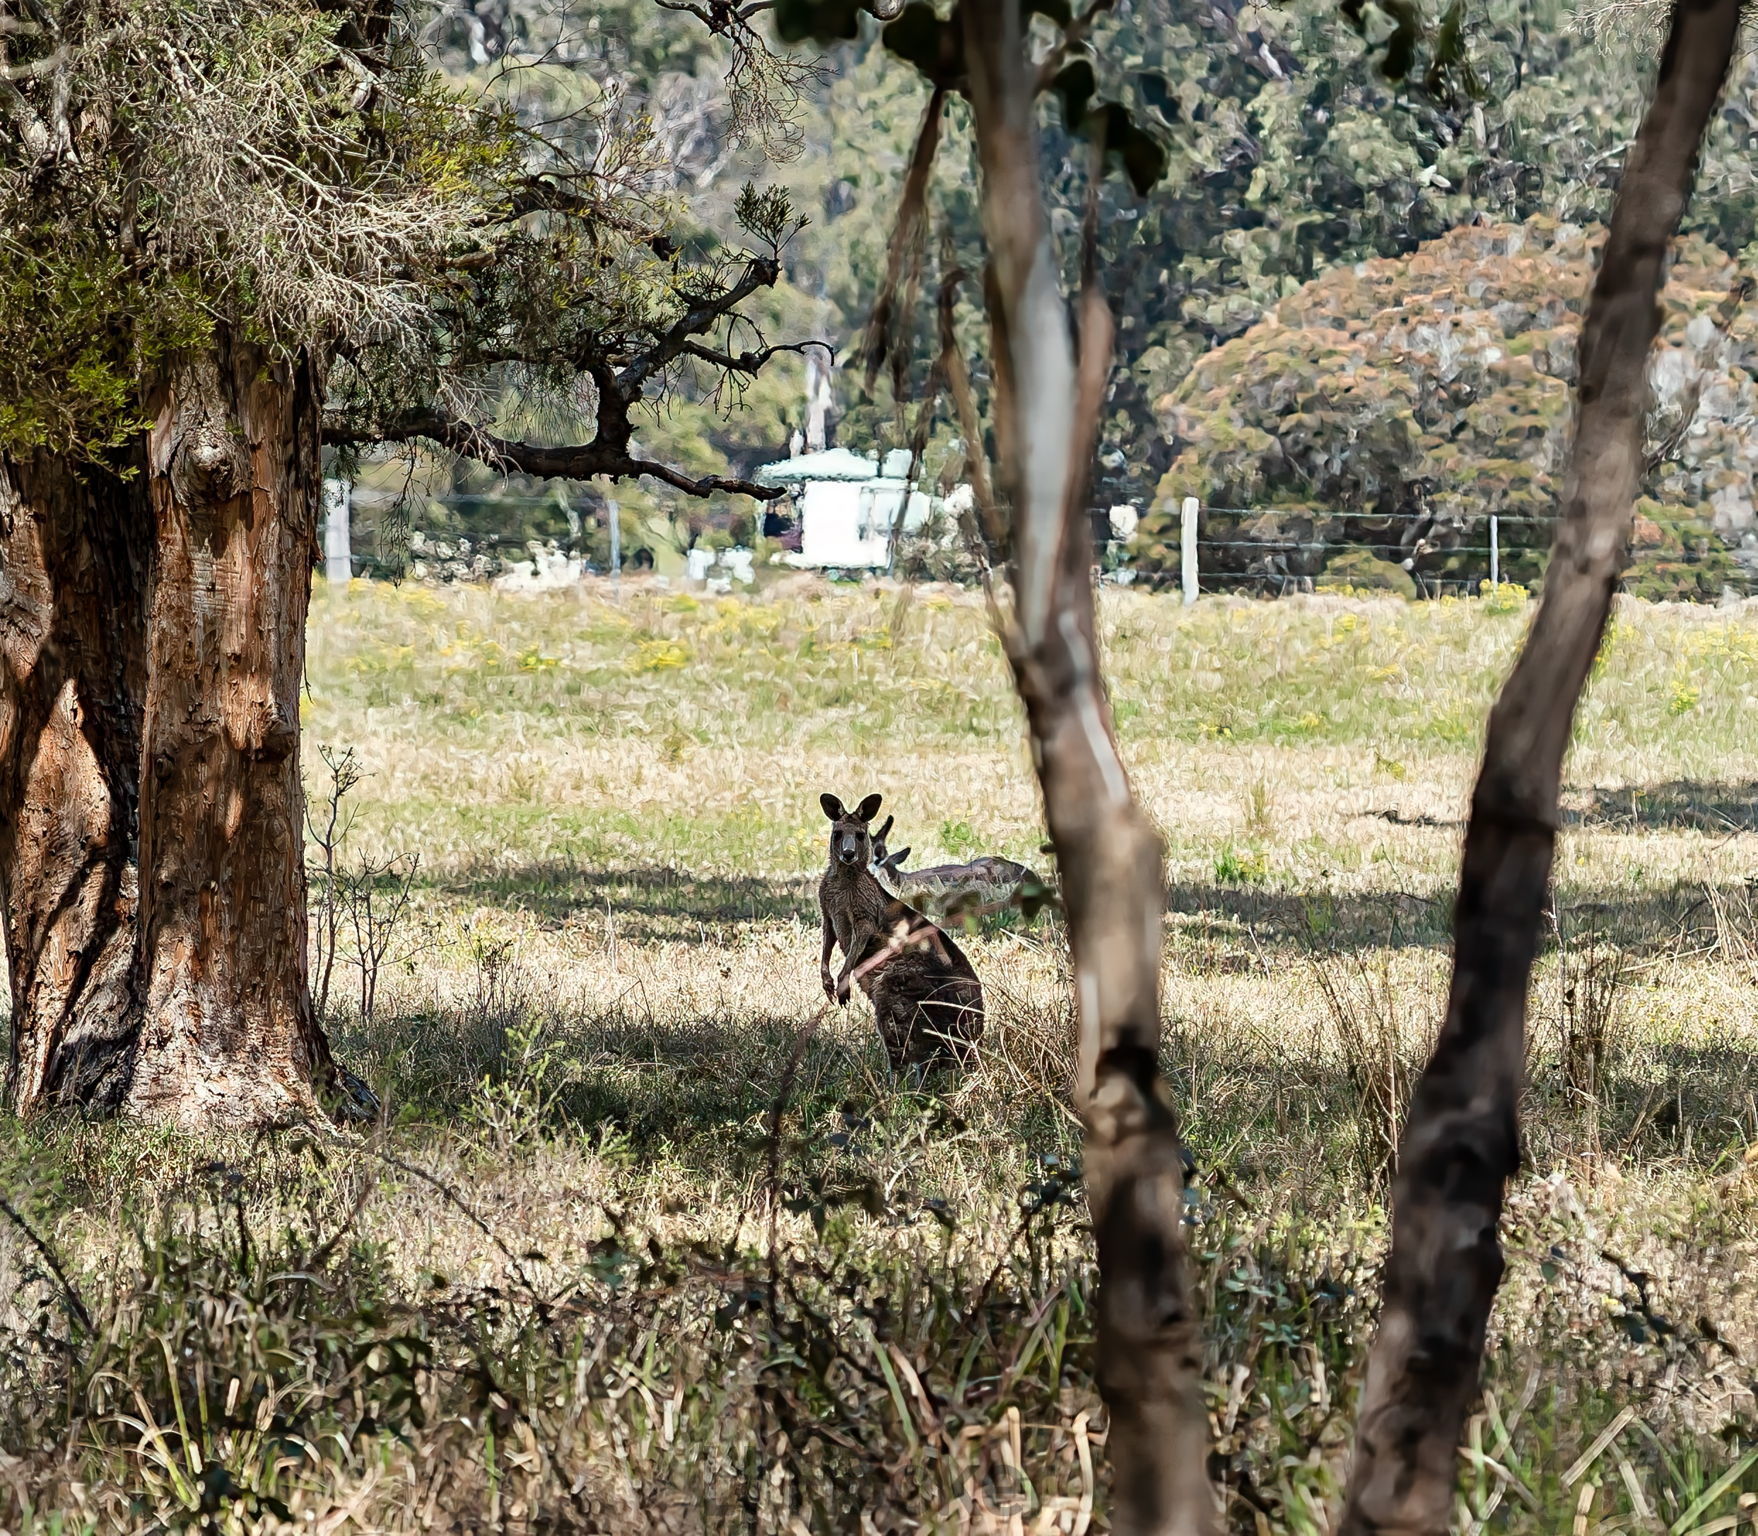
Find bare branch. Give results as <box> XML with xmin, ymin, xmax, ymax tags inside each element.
<box><xmin>860</xmin><ymin>87</ymin><xmax>948</xmax><ymax>390</ymax></box>
<box><xmin>1339</xmin><ymin>1</ymin><xmax>1743</xmax><ymax>1531</ymax></box>
<box><xmin>615</xmin><ymin>255</ymin><xmax>781</xmax><ymax>393</ymax></box>
<box><xmin>677</xmin><ymin>337</ymin><xmax>831</xmax><ymax>374</ymax></box>
<box><xmin>502</xmin><ymin>176</ymin><xmax>613</xmax><ymax>225</ymax></box>
<box><xmin>320</xmin><ymin>407</ymin><xmax>783</xmax><ymax>501</ymax></box>
<box><xmin>0</xmin><ymin>22</ymin><xmax>124</xmax><ymax>83</ymax></box>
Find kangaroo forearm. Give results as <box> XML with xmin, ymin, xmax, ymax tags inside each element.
<box><xmin>836</xmin><ymin>925</ymin><xmax>878</xmax><ymax>986</ymax></box>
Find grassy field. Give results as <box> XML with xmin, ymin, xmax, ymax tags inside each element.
<box><xmin>4</xmin><ymin>578</ymin><xmax>1758</xmax><ymax>1533</ymax></box>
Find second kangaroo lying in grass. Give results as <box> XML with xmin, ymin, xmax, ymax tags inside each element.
<box><xmin>818</xmin><ymin>792</ymin><xmax>984</xmax><ymax>1073</ymax></box>
<box><xmin>870</xmin><ymin>816</ymin><xmax>1039</xmax><ymax>919</ymax></box>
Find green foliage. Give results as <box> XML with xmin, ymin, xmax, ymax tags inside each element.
<box><xmin>777</xmin><ymin>0</ymin><xmax>1172</xmax><ymax>201</ymax></box>
<box><xmin>1213</xmin><ymin>844</ymin><xmax>1270</xmax><ymax>884</ymax></box>
<box><xmin>734</xmin><ymin>183</ymin><xmax>806</xmax><ymax>250</ymax></box>
<box><xmin>0</xmin><ymin>0</ymin><xmax>522</xmax><ymax>458</ymax></box>
<box><xmin>1048</xmin><ymin>60</ymin><xmax>1169</xmax><ymax>195</ymax></box>
<box><xmin>745</xmin><ymin>0</ymin><xmax>1758</xmax><ymax>521</ymax></box>
<box><xmin>0</xmin><ymin>251</ymin><xmax>209</xmax><ymax>456</ymax></box>
<box><xmin>938</xmin><ymin>818</ymin><xmax>981</xmax><ymax>859</ymax></box>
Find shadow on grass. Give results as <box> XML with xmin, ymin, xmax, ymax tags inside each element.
<box><xmin>338</xmin><ymin>996</ymin><xmax>1075</xmax><ymax>1187</ymax></box>
<box><xmin>1356</xmin><ymin>781</ymin><xmax>1758</xmax><ymax>836</ymax></box>
<box><xmin>423</xmin><ymin>858</ymin><xmax>814</xmax><ymax>937</ymax></box>
<box><xmin>1171</xmin><ymin>1027</ymin><xmax>1758</xmax><ymax>1188</ymax></box>
<box><xmin>333</xmin><ymin>964</ymin><xmax>1758</xmax><ymax>1201</ymax></box>
<box><xmin>422</xmin><ymin>856</ymin><xmax>1049</xmax><ymax>943</ymax></box>
<box><xmin>1567</xmin><ymin>779</ymin><xmax>1758</xmax><ymax>834</ymax></box>
<box><xmin>1169</xmin><ymin>876</ymin><xmax>1756</xmax><ymax>958</ymax></box>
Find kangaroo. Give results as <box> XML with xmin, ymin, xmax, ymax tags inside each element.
<box><xmin>869</xmin><ymin>818</ymin><xmax>1039</xmax><ymax>916</ymax></box>
<box><xmin>869</xmin><ymin>814</ymin><xmax>908</xmax><ymax>886</ymax></box>
<box><xmin>818</xmin><ymin>792</ymin><xmax>984</xmax><ymax>1072</ymax></box>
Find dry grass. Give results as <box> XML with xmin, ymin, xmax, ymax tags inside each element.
<box><xmin>3</xmin><ymin>579</ymin><xmax>1758</xmax><ymax>1533</ymax></box>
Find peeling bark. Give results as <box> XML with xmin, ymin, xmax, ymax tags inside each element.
<box><xmin>126</xmin><ymin>335</ymin><xmax>338</xmax><ymax>1128</ymax></box>
<box><xmin>961</xmin><ymin>4</ymin><xmax>1212</xmax><ymax>1532</ymax></box>
<box><xmin>1339</xmin><ymin>3</ymin><xmax>1741</xmax><ymax>1531</ymax></box>
<box><xmin>0</xmin><ymin>451</ymin><xmax>149</xmax><ymax>1114</ymax></box>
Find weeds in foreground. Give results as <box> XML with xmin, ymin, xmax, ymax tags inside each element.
<box><xmin>306</xmin><ymin>743</ymin><xmax>423</xmax><ymax>1027</ymax></box>
<box><xmin>0</xmin><ymin>1121</ymin><xmax>1754</xmax><ymax>1535</ymax></box>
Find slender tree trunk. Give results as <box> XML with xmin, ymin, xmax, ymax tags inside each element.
<box><xmin>124</xmin><ymin>336</ymin><xmax>339</xmax><ymax>1127</ymax></box>
<box><xmin>961</xmin><ymin>5</ymin><xmax>1212</xmax><ymax>1532</ymax></box>
<box><xmin>1339</xmin><ymin>3</ymin><xmax>1740</xmax><ymax>1531</ymax></box>
<box><xmin>0</xmin><ymin>452</ymin><xmax>150</xmax><ymax>1113</ymax></box>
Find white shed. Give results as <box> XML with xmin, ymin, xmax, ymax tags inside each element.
<box><xmin>756</xmin><ymin>447</ymin><xmax>932</xmax><ymax>569</ymax></box>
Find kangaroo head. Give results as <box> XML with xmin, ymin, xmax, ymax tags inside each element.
<box><xmin>869</xmin><ymin>815</ymin><xmax>911</xmax><ymax>878</ymax></box>
<box><xmin>820</xmin><ymin>791</ymin><xmax>883</xmax><ymax>870</ymax></box>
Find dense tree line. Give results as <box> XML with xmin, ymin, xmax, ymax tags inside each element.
<box><xmin>410</xmin><ymin>0</ymin><xmax>1758</xmax><ymax>543</ymax></box>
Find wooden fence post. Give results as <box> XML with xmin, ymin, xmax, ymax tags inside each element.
<box><xmin>1181</xmin><ymin>496</ymin><xmax>1198</xmax><ymax>606</ymax></box>
<box><xmin>323</xmin><ymin>479</ymin><xmax>351</xmax><ymax>586</ymax></box>
<box><xmin>1489</xmin><ymin>514</ymin><xmax>1499</xmax><ymax>591</ymax></box>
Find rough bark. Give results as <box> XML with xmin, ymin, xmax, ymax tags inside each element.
<box><xmin>127</xmin><ymin>335</ymin><xmax>338</xmax><ymax>1128</ymax></box>
<box><xmin>961</xmin><ymin>4</ymin><xmax>1212</xmax><ymax>1532</ymax></box>
<box><xmin>1339</xmin><ymin>3</ymin><xmax>1740</xmax><ymax>1531</ymax></box>
<box><xmin>0</xmin><ymin>451</ymin><xmax>150</xmax><ymax>1113</ymax></box>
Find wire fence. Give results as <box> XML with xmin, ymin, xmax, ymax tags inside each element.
<box><xmin>1147</xmin><ymin>499</ymin><xmax>1758</xmax><ymax>602</ymax></box>
<box><xmin>329</xmin><ymin>485</ymin><xmax>628</xmax><ymax>580</ymax></box>
<box><xmin>326</xmin><ymin>481</ymin><xmax>1758</xmax><ymax>602</ymax></box>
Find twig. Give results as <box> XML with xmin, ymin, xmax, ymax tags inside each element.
<box><xmin>0</xmin><ymin>1188</ymin><xmax>93</xmax><ymax>1336</ymax></box>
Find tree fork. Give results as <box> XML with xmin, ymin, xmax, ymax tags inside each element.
<box><xmin>1339</xmin><ymin>2</ymin><xmax>1741</xmax><ymax>1530</ymax></box>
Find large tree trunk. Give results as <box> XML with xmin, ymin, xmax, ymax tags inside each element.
<box><xmin>960</xmin><ymin>4</ymin><xmax>1212</xmax><ymax>1532</ymax></box>
<box><xmin>0</xmin><ymin>452</ymin><xmax>150</xmax><ymax>1114</ymax></box>
<box><xmin>1338</xmin><ymin>2</ymin><xmax>1741</xmax><ymax>1531</ymax></box>
<box><xmin>124</xmin><ymin>336</ymin><xmax>338</xmax><ymax>1128</ymax></box>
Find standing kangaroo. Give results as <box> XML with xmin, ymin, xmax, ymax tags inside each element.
<box><xmin>818</xmin><ymin>792</ymin><xmax>984</xmax><ymax>1072</ymax></box>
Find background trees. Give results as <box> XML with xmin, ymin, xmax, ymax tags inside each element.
<box><xmin>1132</xmin><ymin>219</ymin><xmax>1757</xmax><ymax>596</ymax></box>
<box><xmin>353</xmin><ymin>0</ymin><xmax>1758</xmax><ymax>581</ymax></box>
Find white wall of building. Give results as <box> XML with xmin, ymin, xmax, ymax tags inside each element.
<box><xmin>798</xmin><ymin>480</ymin><xmax>931</xmax><ymax>568</ymax></box>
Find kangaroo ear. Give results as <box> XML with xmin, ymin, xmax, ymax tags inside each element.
<box><xmin>854</xmin><ymin>792</ymin><xmax>883</xmax><ymax>823</ymax></box>
<box><xmin>874</xmin><ymin>814</ymin><xmax>894</xmax><ymax>843</ymax></box>
<box><xmin>890</xmin><ymin>846</ymin><xmax>911</xmax><ymax>870</ymax></box>
<box><xmin>820</xmin><ymin>793</ymin><xmax>845</xmax><ymax>821</ymax></box>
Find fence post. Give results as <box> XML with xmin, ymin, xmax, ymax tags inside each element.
<box><xmin>1489</xmin><ymin>514</ymin><xmax>1499</xmax><ymax>592</ymax></box>
<box><xmin>323</xmin><ymin>478</ymin><xmax>351</xmax><ymax>587</ymax></box>
<box><xmin>1181</xmin><ymin>496</ymin><xmax>1198</xmax><ymax>606</ymax></box>
<box><xmin>608</xmin><ymin>494</ymin><xmax>622</xmax><ymax>582</ymax></box>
